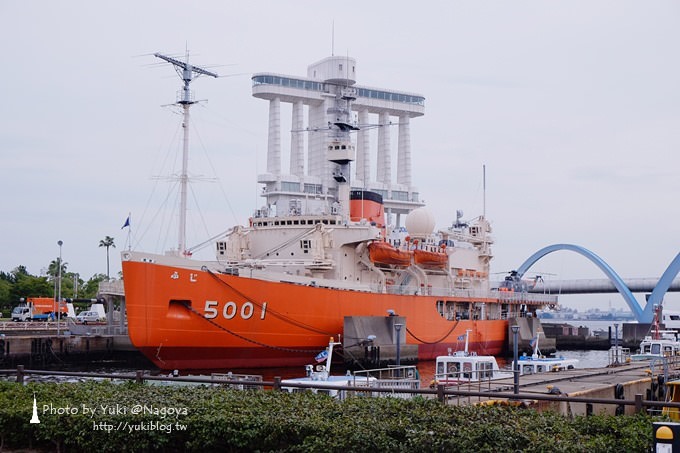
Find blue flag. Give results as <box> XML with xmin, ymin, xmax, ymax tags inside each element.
<box><xmin>314</xmin><ymin>350</ymin><xmax>328</xmax><ymax>363</ymax></box>
<box><xmin>121</xmin><ymin>216</ymin><xmax>130</xmax><ymax>229</ymax></box>
<box><xmin>457</xmin><ymin>335</ymin><xmax>465</xmax><ymax>341</ymax></box>
<box><xmin>529</xmin><ymin>335</ymin><xmax>538</xmax><ymax>347</ymax></box>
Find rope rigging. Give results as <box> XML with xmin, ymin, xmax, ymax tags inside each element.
<box><xmin>406</xmin><ymin>319</ymin><xmax>461</xmax><ymax>345</ymax></box>
<box><xmin>179</xmin><ymin>300</ymin><xmax>323</xmax><ymax>355</ymax></box>
<box><xmin>203</xmin><ymin>267</ymin><xmax>336</xmax><ymax>337</ymax></box>
<box><xmin>188</xmin><ymin>267</ymin><xmax>469</xmax><ymax>354</ymax></box>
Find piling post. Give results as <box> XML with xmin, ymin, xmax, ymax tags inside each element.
<box><xmin>16</xmin><ymin>365</ymin><xmax>24</xmax><ymax>384</ymax></box>
<box><xmin>437</xmin><ymin>384</ymin><xmax>445</xmax><ymax>403</ymax></box>
<box><xmin>135</xmin><ymin>370</ymin><xmax>143</xmax><ymax>384</ymax></box>
<box><xmin>272</xmin><ymin>376</ymin><xmax>281</xmax><ymax>391</ymax></box>
<box><xmin>511</xmin><ymin>325</ymin><xmax>520</xmax><ymax>395</ymax></box>
<box><xmin>635</xmin><ymin>394</ymin><xmax>643</xmax><ymax>414</ymax></box>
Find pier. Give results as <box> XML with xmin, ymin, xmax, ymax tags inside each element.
<box><xmin>0</xmin><ymin>321</ymin><xmax>144</xmax><ymax>368</ymax></box>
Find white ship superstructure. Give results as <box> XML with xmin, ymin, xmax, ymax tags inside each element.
<box><xmin>252</xmin><ymin>55</ymin><xmax>425</xmax><ymax>227</ymax></box>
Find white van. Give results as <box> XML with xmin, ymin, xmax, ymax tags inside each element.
<box><xmin>76</xmin><ymin>311</ymin><xmax>100</xmax><ymax>324</ymax></box>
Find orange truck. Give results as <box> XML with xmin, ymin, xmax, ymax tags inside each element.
<box><xmin>11</xmin><ymin>297</ymin><xmax>68</xmax><ymax>322</ymax></box>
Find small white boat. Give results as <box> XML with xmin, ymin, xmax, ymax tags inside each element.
<box><xmin>432</xmin><ymin>330</ymin><xmax>513</xmax><ymax>386</ymax></box>
<box><xmin>281</xmin><ymin>338</ymin><xmax>360</xmax><ymax>397</ymax></box>
<box><xmin>281</xmin><ymin>338</ymin><xmax>420</xmax><ymax>398</ymax></box>
<box><xmin>514</xmin><ymin>333</ymin><xmax>578</xmax><ymax>375</ymax></box>
<box><xmin>631</xmin><ymin>331</ymin><xmax>680</xmax><ymax>361</ymax></box>
<box><xmin>632</xmin><ymin>307</ymin><xmax>680</xmax><ymax>361</ymax></box>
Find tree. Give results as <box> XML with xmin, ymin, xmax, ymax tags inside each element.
<box><xmin>47</xmin><ymin>259</ymin><xmax>67</xmax><ymax>280</ymax></box>
<box><xmin>99</xmin><ymin>236</ymin><xmax>116</xmax><ymax>280</ymax></box>
<box><xmin>81</xmin><ymin>273</ymin><xmax>108</xmax><ymax>298</ymax></box>
<box><xmin>8</xmin><ymin>271</ymin><xmax>52</xmax><ymax>303</ymax></box>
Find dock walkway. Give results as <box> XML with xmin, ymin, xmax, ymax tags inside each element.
<box><xmin>447</xmin><ymin>357</ymin><xmax>680</xmax><ymax>415</ymax></box>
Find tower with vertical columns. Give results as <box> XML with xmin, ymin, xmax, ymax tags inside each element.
<box><xmin>252</xmin><ymin>56</ymin><xmax>424</xmax><ymax>226</ymax></box>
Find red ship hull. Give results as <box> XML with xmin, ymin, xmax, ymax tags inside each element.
<box><xmin>122</xmin><ymin>259</ymin><xmax>509</xmax><ymax>370</ymax></box>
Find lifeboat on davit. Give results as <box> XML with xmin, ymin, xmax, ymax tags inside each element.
<box><xmin>413</xmin><ymin>248</ymin><xmax>448</xmax><ymax>268</ymax></box>
<box><xmin>368</xmin><ymin>241</ymin><xmax>412</xmax><ymax>267</ymax></box>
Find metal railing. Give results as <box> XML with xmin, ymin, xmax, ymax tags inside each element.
<box><xmin>0</xmin><ymin>365</ymin><xmax>675</xmax><ymax>415</ymax></box>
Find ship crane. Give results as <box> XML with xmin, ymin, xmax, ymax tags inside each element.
<box><xmin>154</xmin><ymin>52</ymin><xmax>218</xmax><ymax>257</ymax></box>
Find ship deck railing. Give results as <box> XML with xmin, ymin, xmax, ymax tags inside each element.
<box><xmin>352</xmin><ymin>365</ymin><xmax>421</xmax><ymax>399</ymax></box>
<box><xmin>382</xmin><ymin>284</ymin><xmax>558</xmax><ymax>304</ymax></box>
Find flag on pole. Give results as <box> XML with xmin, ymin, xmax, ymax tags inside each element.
<box><xmin>457</xmin><ymin>335</ymin><xmax>465</xmax><ymax>341</ymax></box>
<box><xmin>529</xmin><ymin>335</ymin><xmax>538</xmax><ymax>348</ymax></box>
<box><xmin>314</xmin><ymin>350</ymin><xmax>328</xmax><ymax>363</ymax></box>
<box><xmin>121</xmin><ymin>215</ymin><xmax>130</xmax><ymax>229</ymax></box>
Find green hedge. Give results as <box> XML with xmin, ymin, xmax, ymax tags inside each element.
<box><xmin>0</xmin><ymin>381</ymin><xmax>656</xmax><ymax>452</ymax></box>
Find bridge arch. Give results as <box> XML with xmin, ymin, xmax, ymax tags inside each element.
<box><xmin>515</xmin><ymin>244</ymin><xmax>644</xmax><ymax>321</ymax></box>
<box><xmin>642</xmin><ymin>252</ymin><xmax>680</xmax><ymax>322</ymax></box>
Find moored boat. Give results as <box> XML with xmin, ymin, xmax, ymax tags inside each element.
<box><xmin>632</xmin><ymin>306</ymin><xmax>680</xmax><ymax>361</ymax></box>
<box><xmin>514</xmin><ymin>333</ymin><xmax>578</xmax><ymax>375</ymax></box>
<box><xmin>431</xmin><ymin>330</ymin><xmax>513</xmax><ymax>386</ymax></box>
<box><xmin>281</xmin><ymin>338</ymin><xmax>420</xmax><ymax>399</ymax></box>
<box><xmin>121</xmin><ymin>52</ymin><xmax>559</xmax><ymax>370</ymax></box>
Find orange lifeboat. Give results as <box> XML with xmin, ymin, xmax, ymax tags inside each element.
<box><xmin>413</xmin><ymin>249</ymin><xmax>448</xmax><ymax>269</ymax></box>
<box><xmin>368</xmin><ymin>241</ymin><xmax>412</xmax><ymax>266</ymax></box>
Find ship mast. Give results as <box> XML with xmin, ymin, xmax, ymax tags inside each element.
<box><xmin>328</xmin><ymin>85</ymin><xmax>358</xmax><ymax>222</ymax></box>
<box><xmin>154</xmin><ymin>51</ymin><xmax>218</xmax><ymax>256</ymax></box>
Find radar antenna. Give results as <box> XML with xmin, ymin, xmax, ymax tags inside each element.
<box><xmin>154</xmin><ymin>51</ymin><xmax>218</xmax><ymax>256</ymax></box>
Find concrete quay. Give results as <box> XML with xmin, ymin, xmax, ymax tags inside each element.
<box><xmin>449</xmin><ymin>356</ymin><xmax>680</xmax><ymax>416</ymax></box>
<box><xmin>0</xmin><ymin>323</ymin><xmax>147</xmax><ymax>368</ymax></box>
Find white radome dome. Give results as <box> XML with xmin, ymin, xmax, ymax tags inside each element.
<box><xmin>405</xmin><ymin>207</ymin><xmax>436</xmax><ymax>238</ymax></box>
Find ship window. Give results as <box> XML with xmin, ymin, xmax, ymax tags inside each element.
<box><xmin>341</xmin><ymin>145</ymin><xmax>346</xmax><ymax>149</ymax></box>
<box><xmin>462</xmin><ymin>362</ymin><xmax>472</xmax><ymax>379</ymax></box>
<box><xmin>301</xmin><ymin>240</ymin><xmax>311</xmax><ymax>253</ymax></box>
<box><xmin>478</xmin><ymin>362</ymin><xmax>493</xmax><ymax>379</ymax></box>
<box><xmin>304</xmin><ymin>183</ymin><xmax>322</xmax><ymax>194</ymax></box>
<box><xmin>392</xmin><ymin>190</ymin><xmax>408</xmax><ymax>201</ymax></box>
<box><xmin>281</xmin><ymin>181</ymin><xmax>299</xmax><ymax>192</ymax></box>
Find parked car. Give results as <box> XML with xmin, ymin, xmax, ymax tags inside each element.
<box><xmin>76</xmin><ymin>311</ymin><xmax>101</xmax><ymax>324</ymax></box>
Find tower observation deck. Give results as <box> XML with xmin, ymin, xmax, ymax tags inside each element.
<box><xmin>252</xmin><ymin>56</ymin><xmax>425</xmax><ymax>225</ymax></box>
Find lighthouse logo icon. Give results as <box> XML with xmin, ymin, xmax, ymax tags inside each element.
<box><xmin>29</xmin><ymin>394</ymin><xmax>40</xmax><ymax>424</ymax></box>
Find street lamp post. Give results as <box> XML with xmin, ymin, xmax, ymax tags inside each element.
<box><xmin>511</xmin><ymin>325</ymin><xmax>520</xmax><ymax>395</ymax></box>
<box><xmin>614</xmin><ymin>323</ymin><xmax>619</xmax><ymax>365</ymax></box>
<box><xmin>57</xmin><ymin>240</ymin><xmax>63</xmax><ymax>337</ymax></box>
<box><xmin>394</xmin><ymin>323</ymin><xmax>403</xmax><ymax>370</ymax></box>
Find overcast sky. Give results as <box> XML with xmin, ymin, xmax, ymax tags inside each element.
<box><xmin>2</xmin><ymin>1</ymin><xmax>679</xmax><ymax>311</ymax></box>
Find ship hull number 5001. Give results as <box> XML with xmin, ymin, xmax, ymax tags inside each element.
<box><xmin>203</xmin><ymin>301</ymin><xmax>267</xmax><ymax>320</ymax></box>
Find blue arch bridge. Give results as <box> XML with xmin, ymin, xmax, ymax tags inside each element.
<box><xmin>505</xmin><ymin>244</ymin><xmax>680</xmax><ymax>324</ymax></box>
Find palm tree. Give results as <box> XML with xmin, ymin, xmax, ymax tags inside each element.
<box><xmin>47</xmin><ymin>258</ymin><xmax>67</xmax><ymax>279</ymax></box>
<box><xmin>99</xmin><ymin>236</ymin><xmax>116</xmax><ymax>280</ymax></box>
<box><xmin>47</xmin><ymin>258</ymin><xmax>67</xmax><ymax>300</ymax></box>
